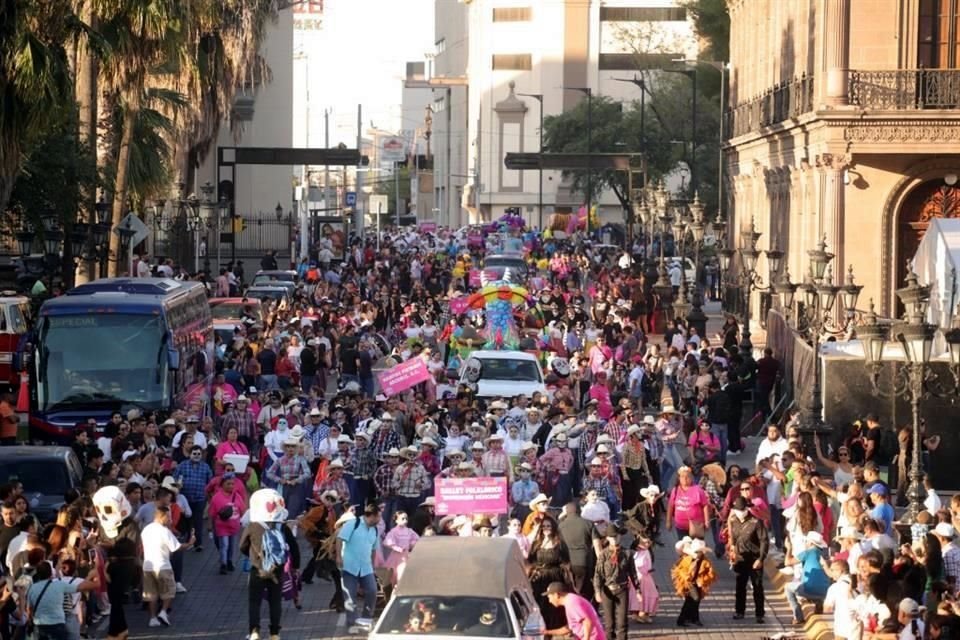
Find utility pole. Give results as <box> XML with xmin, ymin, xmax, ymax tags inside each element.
<box><xmin>517</xmin><ymin>92</ymin><xmax>544</xmax><ymax>230</ymax></box>
<box><xmin>394</xmin><ymin>162</ymin><xmax>401</xmax><ymax>227</ymax></box>
<box><xmin>356</xmin><ymin>104</ymin><xmax>364</xmax><ymax>235</ymax></box>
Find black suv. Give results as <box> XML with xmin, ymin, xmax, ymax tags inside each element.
<box><xmin>0</xmin><ymin>447</ymin><xmax>82</xmax><ymax>523</ymax></box>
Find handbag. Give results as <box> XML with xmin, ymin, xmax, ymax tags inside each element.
<box><xmin>217</xmin><ymin>505</ymin><xmax>234</xmax><ymax>521</ymax></box>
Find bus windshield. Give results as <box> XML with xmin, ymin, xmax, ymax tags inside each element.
<box><xmin>37</xmin><ymin>314</ymin><xmax>167</xmax><ymax>411</ymax></box>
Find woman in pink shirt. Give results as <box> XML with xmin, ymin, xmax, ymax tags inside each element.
<box><xmin>665</xmin><ymin>466</ymin><xmax>711</xmax><ymax>539</ymax></box>
<box><xmin>208</xmin><ymin>473</ymin><xmax>247</xmax><ymax>574</ymax></box>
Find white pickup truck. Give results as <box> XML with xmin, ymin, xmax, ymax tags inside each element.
<box><xmin>459</xmin><ymin>350</ymin><xmax>547</xmax><ymax>399</ymax></box>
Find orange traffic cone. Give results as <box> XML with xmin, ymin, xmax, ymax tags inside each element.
<box><xmin>15</xmin><ymin>372</ymin><xmax>28</xmax><ymax>413</ymax></box>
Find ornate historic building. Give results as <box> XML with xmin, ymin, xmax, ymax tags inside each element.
<box><xmin>724</xmin><ymin>0</ymin><xmax>960</xmax><ymax>322</ymax></box>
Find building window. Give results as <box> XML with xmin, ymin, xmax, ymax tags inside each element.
<box><xmin>598</xmin><ymin>53</ymin><xmax>684</xmax><ymax>70</ymax></box>
<box><xmin>492</xmin><ymin>54</ymin><xmax>532</xmax><ymax>71</ymax></box>
<box><xmin>600</xmin><ymin>6</ymin><xmax>687</xmax><ymax>22</ymax></box>
<box><xmin>406</xmin><ymin>62</ymin><xmax>425</xmax><ymax>81</ymax></box>
<box><xmin>919</xmin><ymin>0</ymin><xmax>960</xmax><ymax>68</ymax></box>
<box><xmin>493</xmin><ymin>7</ymin><xmax>531</xmax><ymax>22</ymax></box>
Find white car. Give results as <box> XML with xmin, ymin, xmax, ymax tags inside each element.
<box><xmin>459</xmin><ymin>350</ymin><xmax>546</xmax><ymax>399</ymax></box>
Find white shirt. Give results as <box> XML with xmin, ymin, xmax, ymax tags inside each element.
<box><xmin>756</xmin><ymin>436</ymin><xmax>790</xmax><ymax>467</ymax></box>
<box><xmin>925</xmin><ymin>489</ymin><xmax>942</xmax><ymax>515</ymax></box>
<box><xmin>96</xmin><ymin>436</ymin><xmax>112</xmax><ymax>462</ymax></box>
<box><xmin>824</xmin><ymin>576</ymin><xmax>856</xmax><ymax>640</ymax></box>
<box><xmin>137</xmin><ymin>260</ymin><xmax>152</xmax><ymax>278</ymax></box>
<box><xmin>172</xmin><ymin>429</ymin><xmax>207</xmax><ymax>449</ymax></box>
<box><xmin>141</xmin><ymin>521</ymin><xmax>181</xmax><ymax>573</ymax></box>
<box><xmin>158</xmin><ymin>264</ymin><xmax>173</xmax><ymax>279</ymax></box>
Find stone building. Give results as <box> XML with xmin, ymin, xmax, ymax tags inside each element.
<box><xmin>724</xmin><ymin>0</ymin><xmax>960</xmax><ymax>324</ymax></box>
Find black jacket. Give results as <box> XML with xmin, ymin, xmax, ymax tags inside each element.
<box><xmin>593</xmin><ymin>543</ymin><xmax>638</xmax><ymax>595</ymax></box>
<box><xmin>705</xmin><ymin>389</ymin><xmax>731</xmax><ymax>425</ymax></box>
<box><xmin>727</xmin><ymin>514</ymin><xmax>768</xmax><ymax>562</ymax></box>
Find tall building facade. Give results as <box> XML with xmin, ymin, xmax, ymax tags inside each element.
<box><xmin>725</xmin><ymin>0</ymin><xmax>960</xmax><ymax>322</ymax></box>
<box><xmin>430</xmin><ymin>0</ymin><xmax>697</xmax><ymax>229</ymax></box>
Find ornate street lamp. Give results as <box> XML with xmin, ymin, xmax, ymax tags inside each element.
<box><xmin>856</xmin><ymin>271</ymin><xmax>958</xmax><ymax>524</ymax></box>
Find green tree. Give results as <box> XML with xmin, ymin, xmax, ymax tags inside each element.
<box><xmin>681</xmin><ymin>0</ymin><xmax>730</xmax><ymax>64</ymax></box>
<box><xmin>542</xmin><ymin>80</ymin><xmax>720</xmax><ymax>218</ymax></box>
<box><xmin>372</xmin><ymin>166</ymin><xmax>412</xmax><ymax>217</ymax></box>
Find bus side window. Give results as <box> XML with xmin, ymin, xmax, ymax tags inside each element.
<box><xmin>0</xmin><ymin>308</ymin><xmax>8</xmax><ymax>333</ymax></box>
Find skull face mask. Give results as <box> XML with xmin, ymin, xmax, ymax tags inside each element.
<box><xmin>93</xmin><ymin>486</ymin><xmax>132</xmax><ymax>539</ymax></box>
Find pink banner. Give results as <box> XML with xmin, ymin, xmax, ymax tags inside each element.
<box><xmin>377</xmin><ymin>358</ymin><xmax>432</xmax><ymax>397</ymax></box>
<box><xmin>449</xmin><ymin>296</ymin><xmax>469</xmax><ymax>315</ymax></box>
<box><xmin>468</xmin><ymin>233</ymin><xmax>484</xmax><ymax>248</ymax></box>
<box><xmin>419</xmin><ymin>222</ymin><xmax>437</xmax><ymax>233</ymax></box>
<box><xmin>435</xmin><ymin>477</ymin><xmax>509</xmax><ymax>515</ymax></box>
<box><xmin>468</xmin><ymin>269</ymin><xmax>481</xmax><ymax>287</ymax></box>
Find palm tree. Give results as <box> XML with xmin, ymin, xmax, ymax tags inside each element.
<box><xmin>94</xmin><ymin>0</ymin><xmax>186</xmax><ymax>275</ymax></box>
<box><xmin>0</xmin><ymin>1</ymin><xmax>78</xmax><ymax>214</ymax></box>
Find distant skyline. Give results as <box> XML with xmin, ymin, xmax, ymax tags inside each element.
<box><xmin>293</xmin><ymin>0</ymin><xmax>435</xmax><ymax>148</ymax></box>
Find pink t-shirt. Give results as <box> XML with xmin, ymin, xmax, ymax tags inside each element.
<box><xmin>563</xmin><ymin>593</ymin><xmax>606</xmax><ymax>640</ymax></box>
<box><xmin>668</xmin><ymin>484</ymin><xmax>709</xmax><ymax>530</ymax></box>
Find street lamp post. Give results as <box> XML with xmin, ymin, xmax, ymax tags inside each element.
<box><xmin>719</xmin><ymin>216</ymin><xmax>784</xmax><ymax>355</ymax></box>
<box><xmin>517</xmin><ymin>93</ymin><xmax>544</xmax><ymax>231</ymax></box>
<box><xmin>775</xmin><ymin>243</ymin><xmax>862</xmax><ymax>436</ymax></box>
<box><xmin>564</xmin><ymin>87</ymin><xmax>592</xmax><ymax>234</ymax></box>
<box><xmin>857</xmin><ymin>273</ymin><xmax>960</xmax><ymax>524</ymax></box>
<box><xmin>651</xmin><ymin>182</ymin><xmax>676</xmax><ymax>328</ymax></box>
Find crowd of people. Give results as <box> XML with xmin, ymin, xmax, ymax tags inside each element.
<box><xmin>4</xmin><ymin>223</ymin><xmax>959</xmax><ymax>640</ymax></box>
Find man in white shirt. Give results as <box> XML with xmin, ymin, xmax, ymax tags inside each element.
<box><xmin>755</xmin><ymin>424</ymin><xmax>790</xmax><ymax>467</ymax></box>
<box><xmin>141</xmin><ymin>506</ymin><xmax>194</xmax><ymax>626</ymax></box>
<box><xmin>171</xmin><ymin>417</ymin><xmax>207</xmax><ymax>449</ymax></box>
<box><xmin>137</xmin><ymin>254</ymin><xmax>153</xmax><ymax>278</ymax></box>
<box><xmin>824</xmin><ymin>560</ymin><xmax>857</xmax><ymax>640</ymax></box>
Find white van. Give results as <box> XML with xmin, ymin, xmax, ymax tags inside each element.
<box><xmin>370</xmin><ymin>537</ymin><xmax>544</xmax><ymax>640</ymax></box>
<box><xmin>459</xmin><ymin>350</ymin><xmax>547</xmax><ymax>399</ymax></box>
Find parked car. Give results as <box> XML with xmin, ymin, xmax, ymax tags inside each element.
<box><xmin>252</xmin><ymin>270</ymin><xmax>299</xmax><ymax>285</ymax></box>
<box><xmin>459</xmin><ymin>350</ymin><xmax>546</xmax><ymax>399</ymax></box>
<box><xmin>244</xmin><ymin>285</ymin><xmax>291</xmax><ymax>307</ymax></box>
<box><xmin>483</xmin><ymin>254</ymin><xmax>529</xmax><ymax>281</ymax></box>
<box><xmin>371</xmin><ymin>537</ymin><xmax>543</xmax><ymax>640</ymax></box>
<box><xmin>0</xmin><ymin>447</ymin><xmax>82</xmax><ymax>523</ymax></box>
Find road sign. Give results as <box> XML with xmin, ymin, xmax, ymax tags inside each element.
<box><xmin>346</xmin><ymin>191</ymin><xmax>357</xmax><ymax>207</ymax></box>
<box><xmin>369</xmin><ymin>195</ymin><xmax>388</xmax><ymax>214</ymax></box>
<box><xmin>115</xmin><ymin>213</ymin><xmax>150</xmax><ymax>248</ymax></box>
<box><xmin>380</xmin><ymin>137</ymin><xmax>406</xmax><ymax>163</ymax></box>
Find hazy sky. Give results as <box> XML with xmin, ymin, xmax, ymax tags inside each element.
<box><xmin>294</xmin><ymin>0</ymin><xmax>436</xmax><ymax>146</ymax></box>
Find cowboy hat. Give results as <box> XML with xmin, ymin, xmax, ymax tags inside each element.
<box><xmin>457</xmin><ymin>461</ymin><xmax>476</xmax><ymax>472</ymax></box>
<box><xmin>354</xmin><ymin>431</ymin><xmax>371</xmax><ymax>442</ymax></box>
<box><xmin>160</xmin><ymin>476</ymin><xmax>182</xmax><ymax>492</ymax></box>
<box><xmin>336</xmin><ymin>434</ymin><xmax>354</xmax><ymax>444</ymax></box>
<box><xmin>308</xmin><ymin>407</ymin><xmax>322</xmax><ymax>417</ymax></box>
<box><xmin>334</xmin><ymin>510</ymin><xmax>358</xmax><ymax>528</ymax></box>
<box><xmin>484</xmin><ymin>433</ymin><xmax>504</xmax><ymax>446</ymax></box>
<box><xmin>585</xmin><ymin>414</ymin><xmax>600</xmax><ymax>424</ymax></box>
<box><xmin>328</xmin><ymin>458</ymin><xmax>345</xmax><ymax>469</ymax></box>
<box><xmin>639</xmin><ymin>485</ymin><xmax>662</xmax><ymax>500</ymax></box>
<box><xmin>289</xmin><ymin>425</ymin><xmax>305</xmax><ymax>440</ymax></box>
<box><xmin>642</xmin><ymin>415</ymin><xmax>656</xmax><ymax>425</ymax></box>
<box><xmin>520</xmin><ymin>440</ymin><xmax>537</xmax><ymax>452</ymax></box>
<box><xmin>659</xmin><ymin>405</ymin><xmax>679</xmax><ymax>415</ymax></box>
<box><xmin>834</xmin><ymin>526</ymin><xmax>863</xmax><ymax>542</ymax></box>
<box><xmin>416</xmin><ymin>422</ymin><xmax>438</xmax><ymax>439</ymax></box>
<box><xmin>380</xmin><ymin>412</ymin><xmax>394</xmax><ymax>421</ymax></box>
<box><xmin>805</xmin><ymin>531</ymin><xmax>827</xmax><ymax>548</ymax></box>
<box><xmin>419</xmin><ymin>437</ymin><xmax>438</xmax><ymax>448</ymax></box>
<box><xmin>283</xmin><ymin>435</ymin><xmax>301</xmax><ymax>447</ymax></box>
<box><xmin>701</xmin><ymin>463</ymin><xmax>727</xmax><ymax>487</ymax></box>
<box><xmin>685</xmin><ymin>539</ymin><xmax>709</xmax><ymax>556</ymax></box>
<box><xmin>489</xmin><ymin>400</ymin><xmax>509</xmax><ymax>410</ymax></box>
<box><xmin>626</xmin><ymin>424</ymin><xmax>642</xmax><ymax>438</ymax></box>
<box><xmin>589</xmin><ymin>456</ymin><xmax>604</xmax><ymax>466</ymax></box>
<box><xmin>382</xmin><ymin>447</ymin><xmax>402</xmax><ymax>460</ymax></box>
<box><xmin>529</xmin><ymin>493</ymin><xmax>549</xmax><ymax>508</ymax></box>
<box><xmin>595</xmin><ymin>444</ymin><xmax>611</xmax><ymax>455</ymax></box>
<box><xmin>400</xmin><ymin>446</ymin><xmax>419</xmax><ymax>459</ymax></box>
<box><xmin>419</xmin><ymin>496</ymin><xmax>436</xmax><ymax>508</ymax></box>
<box><xmin>470</xmin><ymin>441</ymin><xmax>486</xmax><ymax>451</ymax></box>
<box><xmin>445</xmin><ymin>448</ymin><xmax>466</xmax><ymax>460</ymax></box>
<box><xmin>595</xmin><ymin>434</ymin><xmax>613</xmax><ymax>445</ymax></box>
<box><xmin>473</xmin><ymin>516</ymin><xmax>495</xmax><ymax>531</ymax></box>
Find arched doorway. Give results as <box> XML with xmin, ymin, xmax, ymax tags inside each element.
<box><xmin>896</xmin><ymin>179</ymin><xmax>960</xmax><ymax>299</ymax></box>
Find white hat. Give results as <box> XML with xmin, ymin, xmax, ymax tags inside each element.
<box><xmin>684</xmin><ymin>539</ymin><xmax>708</xmax><ymax>556</ymax></box>
<box><xmin>289</xmin><ymin>425</ymin><xmax>305</xmax><ymax>440</ymax></box>
<box><xmin>899</xmin><ymin>598</ymin><xmax>924</xmax><ymax>617</ymax></box>
<box><xmin>471</xmin><ymin>441</ymin><xmax>485</xmax><ymax>451</ymax></box>
<box><xmin>642</xmin><ymin>415</ymin><xmax>656</xmax><ymax>425</ymax></box>
<box><xmin>127</xmin><ymin>409</ymin><xmax>143</xmax><ymax>421</ymax></box>
<box><xmin>400</xmin><ymin>445</ymin><xmax>419</xmax><ymax>459</ymax></box>
<box><xmin>383</xmin><ymin>447</ymin><xmax>402</xmax><ymax>459</ymax></box>
<box><xmin>520</xmin><ymin>441</ymin><xmax>537</xmax><ymax>452</ymax></box>
<box><xmin>380</xmin><ymin>412</ymin><xmax>394</xmax><ymax>421</ymax></box>
<box><xmin>590</xmin><ymin>456</ymin><xmax>605</xmax><ymax>466</ymax></box>
<box><xmin>419</xmin><ymin>496</ymin><xmax>436</xmax><ymax>507</ymax></box>
<box><xmin>489</xmin><ymin>400</ymin><xmax>508</xmax><ymax>410</ymax></box>
<box><xmin>286</xmin><ymin>399</ymin><xmax>301</xmax><ymax>409</ymax></box>
<box><xmin>419</xmin><ymin>437</ymin><xmax>438</xmax><ymax>448</ymax></box>
<box><xmin>935</xmin><ymin>522</ymin><xmax>956</xmax><ymax>539</ymax></box>
<box><xmin>446</xmin><ymin>448</ymin><xmax>466</xmax><ymax>459</ymax></box>
<box><xmin>515</xmin><ymin>462</ymin><xmax>533</xmax><ymax>472</ymax></box>
<box><xmin>309</xmin><ymin>407</ymin><xmax>322</xmax><ymax>417</ymax></box>
<box><xmin>805</xmin><ymin>531</ymin><xmax>827</xmax><ymax>548</ymax></box>
<box><xmin>328</xmin><ymin>459</ymin><xmax>344</xmax><ymax>469</ymax></box>
<box><xmin>162</xmin><ymin>418</ymin><xmax>177</xmax><ymax>427</ymax></box>
<box><xmin>596</xmin><ymin>444</ymin><xmax>610</xmax><ymax>454</ymax></box>
<box><xmin>161</xmin><ymin>476</ymin><xmax>182</xmax><ymax>492</ymax></box>
<box><xmin>283</xmin><ymin>435</ymin><xmax>301</xmax><ymax>447</ymax></box>
<box><xmin>336</xmin><ymin>434</ymin><xmax>354</xmax><ymax>444</ymax></box>
<box><xmin>236</xmin><ymin>395</ymin><xmax>249</xmax><ymax>403</ymax></box>
<box><xmin>375</xmin><ymin>394</ymin><xmax>388</xmax><ymax>402</ymax></box>
<box><xmin>529</xmin><ymin>493</ymin><xmax>549</xmax><ymax>508</ymax></box>
<box><xmin>554</xmin><ymin>432</ymin><xmax>569</xmax><ymax>442</ymax></box>
<box><xmin>596</xmin><ymin>434</ymin><xmax>613</xmax><ymax>445</ymax></box>
<box><xmin>585</xmin><ymin>415</ymin><xmax>600</xmax><ymax>424</ymax></box>
<box><xmin>320</xmin><ymin>489</ymin><xmax>339</xmax><ymax>502</ymax></box>
<box><xmin>354</xmin><ymin>431</ymin><xmax>371</xmax><ymax>442</ymax></box>
<box><xmin>627</xmin><ymin>425</ymin><xmax>642</xmax><ymax>437</ymax></box>
<box><xmin>639</xmin><ymin>485</ymin><xmax>662</xmax><ymax>500</ymax></box>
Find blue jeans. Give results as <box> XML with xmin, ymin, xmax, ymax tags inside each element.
<box><xmin>258</xmin><ymin>374</ymin><xmax>279</xmax><ymax>391</ymax></box>
<box><xmin>710</xmin><ymin>422</ymin><xmax>729</xmax><ymax>466</ymax></box>
<box><xmin>218</xmin><ymin>533</ymin><xmax>238</xmax><ymax>566</ymax></box>
<box><xmin>784</xmin><ymin>582</ymin><xmax>823</xmax><ymax>622</ymax></box>
<box><xmin>769</xmin><ymin>505</ymin><xmax>784</xmax><ymax>550</ymax></box>
<box><xmin>342</xmin><ymin>571</ymin><xmax>377</xmax><ymax>625</ymax></box>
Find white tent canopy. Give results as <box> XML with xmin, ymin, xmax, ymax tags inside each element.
<box><xmin>911</xmin><ymin>217</ymin><xmax>960</xmax><ymax>352</ymax></box>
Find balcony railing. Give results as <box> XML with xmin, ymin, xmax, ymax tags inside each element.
<box><xmin>724</xmin><ymin>73</ymin><xmax>815</xmax><ymax>139</ymax></box>
<box><xmin>848</xmin><ymin>68</ymin><xmax>960</xmax><ymax>109</ymax></box>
